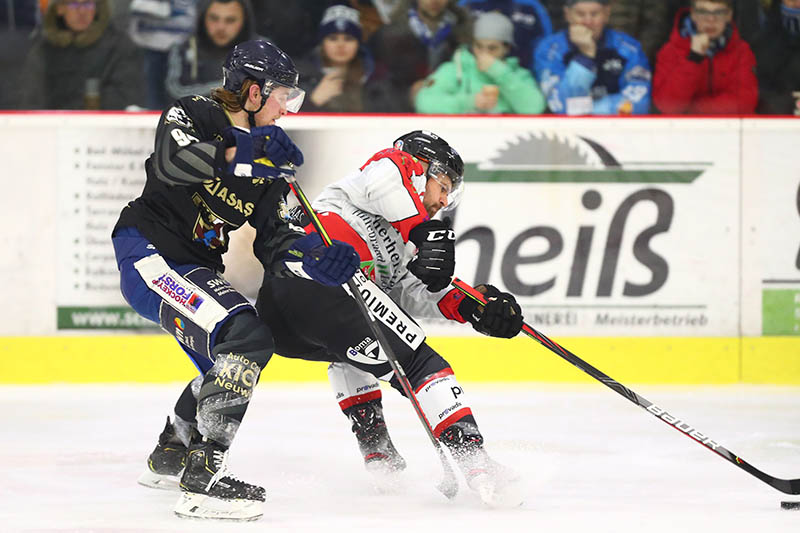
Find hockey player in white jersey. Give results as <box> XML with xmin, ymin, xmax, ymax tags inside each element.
<box><xmin>140</xmin><ymin>130</ymin><xmax>525</xmax><ymax>508</ymax></box>
<box><xmin>276</xmin><ymin>130</ymin><xmax>526</xmax><ymax>506</ymax></box>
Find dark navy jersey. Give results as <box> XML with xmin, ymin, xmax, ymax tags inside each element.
<box><xmin>114</xmin><ymin>94</ymin><xmax>300</xmax><ymax>273</ymax></box>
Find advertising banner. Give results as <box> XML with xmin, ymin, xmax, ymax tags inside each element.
<box><xmin>3</xmin><ymin>114</ymin><xmax>792</xmax><ymax>339</ymax></box>
<box><xmin>741</xmin><ymin>120</ymin><xmax>800</xmax><ymax>336</ymax></box>
<box><xmin>55</xmin><ymin>124</ymin><xmax>157</xmax><ymax>329</ymax></box>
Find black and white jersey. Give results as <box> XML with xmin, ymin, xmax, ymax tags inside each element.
<box><xmin>114</xmin><ymin>95</ymin><xmax>301</xmax><ymax>273</ymax></box>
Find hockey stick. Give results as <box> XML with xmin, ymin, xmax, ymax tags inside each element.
<box><xmin>283</xmin><ymin>171</ymin><xmax>459</xmax><ymax>499</ymax></box>
<box><xmin>450</xmin><ymin>277</ymin><xmax>800</xmax><ymax>496</ymax></box>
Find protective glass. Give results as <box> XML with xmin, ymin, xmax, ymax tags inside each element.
<box><xmin>427</xmin><ymin>160</ymin><xmax>464</xmax><ymax>211</ymax></box>
<box><xmin>265</xmin><ymin>84</ymin><xmax>306</xmax><ymax>113</ymax></box>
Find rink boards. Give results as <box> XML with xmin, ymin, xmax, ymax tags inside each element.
<box><xmin>0</xmin><ymin>113</ymin><xmax>799</xmax><ymax>384</ymax></box>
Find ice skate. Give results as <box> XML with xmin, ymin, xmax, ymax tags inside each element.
<box><xmin>348</xmin><ymin>401</ymin><xmax>407</xmax><ymax>492</ymax></box>
<box><xmin>174</xmin><ymin>439</ymin><xmax>265</xmax><ymax>521</ymax></box>
<box><xmin>441</xmin><ymin>422</ymin><xmax>524</xmax><ymax>508</ymax></box>
<box><xmin>137</xmin><ymin>417</ymin><xmax>186</xmax><ymax>491</ymax></box>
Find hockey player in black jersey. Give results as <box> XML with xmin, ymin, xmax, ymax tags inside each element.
<box><xmin>112</xmin><ymin>39</ymin><xmax>359</xmax><ymax>521</ymax></box>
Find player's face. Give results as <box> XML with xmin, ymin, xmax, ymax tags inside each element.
<box><xmin>56</xmin><ymin>0</ymin><xmax>96</xmax><ymax>33</ymax></box>
<box><xmin>690</xmin><ymin>1</ymin><xmax>732</xmax><ymax>39</ymax></box>
<box><xmin>565</xmin><ymin>2</ymin><xmax>610</xmax><ymax>40</ymax></box>
<box><xmin>322</xmin><ymin>33</ymin><xmax>359</xmax><ymax>66</ymax></box>
<box><xmin>417</xmin><ymin>0</ymin><xmax>449</xmax><ymax>19</ymax></box>
<box><xmin>423</xmin><ymin>171</ymin><xmax>453</xmax><ymax>217</ymax></box>
<box><xmin>253</xmin><ymin>86</ymin><xmax>290</xmax><ymax>126</ymax></box>
<box><xmin>204</xmin><ymin>1</ymin><xmax>245</xmax><ymax>47</ymax></box>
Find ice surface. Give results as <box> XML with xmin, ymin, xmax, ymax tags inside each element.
<box><xmin>1</xmin><ymin>383</ymin><xmax>798</xmax><ymax>532</ymax></box>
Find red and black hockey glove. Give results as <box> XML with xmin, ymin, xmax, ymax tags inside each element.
<box><xmin>458</xmin><ymin>284</ymin><xmax>523</xmax><ymax>338</ymax></box>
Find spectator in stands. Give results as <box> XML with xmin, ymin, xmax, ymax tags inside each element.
<box><xmin>415</xmin><ymin>11</ymin><xmax>546</xmax><ymax>113</ymax></box>
<box><xmin>667</xmin><ymin>0</ymin><xmax>766</xmax><ymax>43</ymax></box>
<box><xmin>534</xmin><ymin>0</ymin><xmax>651</xmax><ymax>115</ymax></box>
<box><xmin>128</xmin><ymin>0</ymin><xmax>197</xmax><ymax>110</ymax></box>
<box><xmin>458</xmin><ymin>0</ymin><xmax>553</xmax><ymax>69</ymax></box>
<box><xmin>19</xmin><ymin>0</ymin><xmax>145</xmax><ymax>109</ymax></box>
<box><xmin>296</xmin><ymin>4</ymin><xmax>397</xmax><ymax>112</ymax></box>
<box><xmin>164</xmin><ymin>0</ymin><xmax>257</xmax><ymax>100</ymax></box>
<box><xmin>369</xmin><ymin>0</ymin><xmax>473</xmax><ymax>109</ymax></box>
<box><xmin>607</xmin><ymin>0</ymin><xmax>671</xmax><ymax>66</ymax></box>
<box><xmin>653</xmin><ymin>0</ymin><xmax>757</xmax><ymax>114</ymax></box>
<box><xmin>752</xmin><ymin>0</ymin><xmax>800</xmax><ymax>114</ymax></box>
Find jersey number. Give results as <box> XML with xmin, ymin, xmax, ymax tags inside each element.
<box><xmin>171</xmin><ymin>129</ymin><xmax>199</xmax><ymax>147</ymax></box>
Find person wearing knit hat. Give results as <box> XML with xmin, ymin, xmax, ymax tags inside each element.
<box><xmin>295</xmin><ymin>5</ymin><xmax>395</xmax><ymax>112</ymax></box>
<box><xmin>319</xmin><ymin>4</ymin><xmax>363</xmax><ymax>43</ymax></box>
<box><xmin>415</xmin><ymin>10</ymin><xmax>545</xmax><ymax>114</ymax></box>
<box><xmin>533</xmin><ymin>0</ymin><xmax>651</xmax><ymax>114</ymax></box>
<box><xmin>458</xmin><ymin>0</ymin><xmax>552</xmax><ymax>70</ymax></box>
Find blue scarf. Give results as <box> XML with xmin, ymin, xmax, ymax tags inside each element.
<box><xmin>680</xmin><ymin>14</ymin><xmax>731</xmax><ymax>57</ymax></box>
<box><xmin>782</xmin><ymin>4</ymin><xmax>800</xmax><ymax>36</ymax></box>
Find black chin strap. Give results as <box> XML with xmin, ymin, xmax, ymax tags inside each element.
<box><xmin>240</xmin><ymin>83</ymin><xmax>267</xmax><ymax>129</ymax></box>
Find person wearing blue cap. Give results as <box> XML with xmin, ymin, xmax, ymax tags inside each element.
<box><xmin>533</xmin><ymin>0</ymin><xmax>652</xmax><ymax>115</ymax></box>
<box><xmin>295</xmin><ymin>4</ymin><xmax>395</xmax><ymax>112</ymax></box>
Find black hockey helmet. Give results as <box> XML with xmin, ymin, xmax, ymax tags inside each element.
<box><xmin>394</xmin><ymin>130</ymin><xmax>465</xmax><ymax>208</ymax></box>
<box><xmin>222</xmin><ymin>39</ymin><xmax>305</xmax><ymax>114</ymax></box>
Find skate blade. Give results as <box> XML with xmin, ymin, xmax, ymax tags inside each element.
<box><xmin>174</xmin><ymin>492</ymin><xmax>264</xmax><ymax>521</ymax></box>
<box><xmin>137</xmin><ymin>469</ymin><xmax>182</xmax><ymax>491</ymax></box>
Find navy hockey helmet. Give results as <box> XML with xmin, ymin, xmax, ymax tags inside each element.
<box><xmin>394</xmin><ymin>130</ymin><xmax>465</xmax><ymax>209</ymax></box>
<box><xmin>222</xmin><ymin>39</ymin><xmax>305</xmax><ymax>113</ymax></box>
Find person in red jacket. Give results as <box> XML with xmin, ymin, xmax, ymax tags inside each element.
<box><xmin>653</xmin><ymin>0</ymin><xmax>757</xmax><ymax>114</ymax></box>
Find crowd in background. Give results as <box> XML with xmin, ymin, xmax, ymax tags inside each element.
<box><xmin>1</xmin><ymin>0</ymin><xmax>798</xmax><ymax>115</ymax></box>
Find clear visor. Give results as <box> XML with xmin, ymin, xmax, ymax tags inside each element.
<box><xmin>265</xmin><ymin>85</ymin><xmax>306</xmax><ymax>113</ymax></box>
<box><xmin>427</xmin><ymin>160</ymin><xmax>464</xmax><ymax>211</ymax></box>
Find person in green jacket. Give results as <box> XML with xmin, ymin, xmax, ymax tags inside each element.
<box><xmin>415</xmin><ymin>10</ymin><xmax>546</xmax><ymax>114</ymax></box>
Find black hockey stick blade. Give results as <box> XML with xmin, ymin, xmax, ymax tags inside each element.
<box><xmin>283</xmin><ymin>171</ymin><xmax>459</xmax><ymax>499</ymax></box>
<box><xmin>450</xmin><ymin>278</ymin><xmax>800</xmax><ymax>496</ymax></box>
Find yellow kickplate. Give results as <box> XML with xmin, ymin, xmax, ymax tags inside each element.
<box><xmin>0</xmin><ymin>336</ymin><xmax>798</xmax><ymax>384</ymax></box>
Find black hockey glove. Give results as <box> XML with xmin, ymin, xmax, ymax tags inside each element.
<box><xmin>284</xmin><ymin>232</ymin><xmax>359</xmax><ymax>286</ymax></box>
<box><xmin>458</xmin><ymin>284</ymin><xmax>523</xmax><ymax>338</ymax></box>
<box><xmin>250</xmin><ymin>125</ymin><xmax>304</xmax><ymax>167</ymax></box>
<box><xmin>407</xmin><ymin>219</ymin><xmax>455</xmax><ymax>292</ymax></box>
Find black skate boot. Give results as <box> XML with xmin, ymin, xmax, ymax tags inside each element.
<box><xmin>174</xmin><ymin>439</ymin><xmax>265</xmax><ymax>521</ymax></box>
<box><xmin>137</xmin><ymin>417</ymin><xmax>187</xmax><ymax>491</ymax></box>
<box><xmin>440</xmin><ymin>420</ymin><xmax>524</xmax><ymax>508</ymax></box>
<box><xmin>347</xmin><ymin>400</ymin><xmax>407</xmax><ymax>475</ymax></box>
